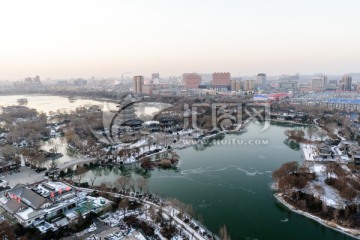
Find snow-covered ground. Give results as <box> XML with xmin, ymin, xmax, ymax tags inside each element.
<box><xmin>90</xmin><ymin>199</ymin><xmax>213</xmax><ymax>240</ymax></box>
<box><xmin>334</xmin><ymin>128</ymin><xmax>346</xmax><ymax>141</ymax></box>
<box><xmin>306</xmin><ymin>164</ymin><xmax>345</xmax><ymax>208</ymax></box>
<box><xmin>172</xmin><ymin>129</ymin><xmax>194</xmax><ymax>136</ymax></box>
<box><xmin>301</xmin><ymin>144</ymin><xmax>351</xmax><ymax>163</ymax></box>
<box><xmin>304</xmin><ymin>134</ymin><xmax>330</xmax><ymax>142</ymax></box>
<box><xmin>301</xmin><ymin>144</ymin><xmax>318</xmax><ymax>161</ymax></box>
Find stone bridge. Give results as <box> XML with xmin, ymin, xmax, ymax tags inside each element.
<box><xmin>58</xmin><ymin>157</ymin><xmax>99</xmax><ymax>173</ymax></box>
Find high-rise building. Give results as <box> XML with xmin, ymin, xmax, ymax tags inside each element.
<box><xmin>328</xmin><ymin>80</ymin><xmax>338</xmax><ymax>87</ymax></box>
<box><xmin>279</xmin><ymin>74</ymin><xmax>299</xmax><ymax>81</ymax></box>
<box><xmin>183</xmin><ymin>73</ymin><xmax>202</xmax><ymax>89</ymax></box>
<box><xmin>211</xmin><ymin>72</ymin><xmax>231</xmax><ymax>91</ymax></box>
<box><xmin>311</xmin><ymin>75</ymin><xmax>327</xmax><ymax>90</ymax></box>
<box><xmin>74</xmin><ymin>79</ymin><xmax>87</xmax><ymax>86</ymax></box>
<box><xmin>212</xmin><ymin>72</ymin><xmax>230</xmax><ymax>88</ymax></box>
<box><xmin>278</xmin><ymin>80</ymin><xmax>297</xmax><ymax>90</ymax></box>
<box><xmin>230</xmin><ymin>78</ymin><xmax>241</xmax><ymax>92</ymax></box>
<box><xmin>151</xmin><ymin>73</ymin><xmax>159</xmax><ymax>80</ymax></box>
<box><xmin>24</xmin><ymin>76</ymin><xmax>41</xmax><ymax>85</ymax></box>
<box><xmin>244</xmin><ymin>80</ymin><xmax>255</xmax><ymax>91</ymax></box>
<box><xmin>142</xmin><ymin>85</ymin><xmax>153</xmax><ymax>95</ymax></box>
<box><xmin>339</xmin><ymin>75</ymin><xmax>352</xmax><ymax>91</ymax></box>
<box><xmin>327</xmin><ymin>80</ymin><xmax>338</xmax><ymax>90</ymax></box>
<box><xmin>354</xmin><ymin>83</ymin><xmax>360</xmax><ymax>93</ymax></box>
<box><xmin>133</xmin><ymin>76</ymin><xmax>144</xmax><ymax>93</ymax></box>
<box><xmin>34</xmin><ymin>75</ymin><xmax>40</xmax><ymax>83</ymax></box>
<box><xmin>256</xmin><ymin>73</ymin><xmax>266</xmax><ymax>89</ymax></box>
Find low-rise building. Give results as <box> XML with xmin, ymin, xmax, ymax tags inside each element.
<box><xmin>0</xmin><ymin>181</ymin><xmax>112</xmax><ymax>233</ymax></box>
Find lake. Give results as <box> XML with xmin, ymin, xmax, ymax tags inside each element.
<box><xmin>82</xmin><ymin>122</ymin><xmax>352</xmax><ymax>240</ymax></box>
<box><xmin>1</xmin><ymin>94</ymin><xmax>351</xmax><ymax>239</ymax></box>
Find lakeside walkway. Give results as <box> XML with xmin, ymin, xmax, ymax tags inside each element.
<box><xmin>72</xmin><ymin>184</ymin><xmax>212</xmax><ymax>240</ymax></box>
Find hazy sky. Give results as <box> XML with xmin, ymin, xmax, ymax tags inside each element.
<box><xmin>1</xmin><ymin>0</ymin><xmax>359</xmax><ymax>79</ymax></box>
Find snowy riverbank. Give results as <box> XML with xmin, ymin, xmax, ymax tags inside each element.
<box><xmin>274</xmin><ymin>193</ymin><xmax>360</xmax><ymax>239</ymax></box>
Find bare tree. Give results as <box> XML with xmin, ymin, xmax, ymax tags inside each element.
<box><xmin>148</xmin><ymin>205</ymin><xmax>156</xmax><ymax>220</ymax></box>
<box><xmin>0</xmin><ymin>221</ymin><xmax>16</xmax><ymax>240</ymax></box>
<box><xmin>147</xmin><ymin>137</ymin><xmax>154</xmax><ymax>151</ymax></box>
<box><xmin>314</xmin><ymin>184</ymin><xmax>325</xmax><ymax>199</ymax></box>
<box><xmin>99</xmin><ymin>183</ymin><xmax>108</xmax><ymax>195</ymax></box>
<box><xmin>307</xmin><ymin>127</ymin><xmax>316</xmax><ymax>140</ymax></box>
<box><xmin>1</xmin><ymin>145</ymin><xmax>17</xmax><ymax>160</ymax></box>
<box><xmin>49</xmin><ymin>139</ymin><xmax>61</xmax><ymax>155</ymax></box>
<box><xmin>90</xmin><ymin>176</ymin><xmax>97</xmax><ymax>187</ymax></box>
<box><xmin>321</xmin><ymin>202</ymin><xmax>328</xmax><ymax>213</ymax></box>
<box><xmin>318</xmin><ymin>130</ymin><xmax>327</xmax><ymax>141</ymax></box>
<box><xmin>64</xmin><ymin>129</ymin><xmax>76</xmax><ymax>143</ymax></box>
<box><xmin>74</xmin><ymin>166</ymin><xmax>87</xmax><ymax>185</ymax></box>
<box><xmin>118</xmin><ymin>149</ymin><xmax>128</xmax><ymax>161</ymax></box>
<box><xmin>35</xmin><ymin>153</ymin><xmax>47</xmax><ymax>168</ymax></box>
<box><xmin>137</xmin><ymin>176</ymin><xmax>148</xmax><ymax>193</ymax></box>
<box><xmin>118</xmin><ymin>197</ymin><xmax>130</xmax><ymax>217</ymax></box>
<box><xmin>133</xmin><ymin>147</ymin><xmax>140</xmax><ymax>157</ymax></box>
<box><xmin>128</xmin><ymin>178</ymin><xmax>136</xmax><ymax>193</ymax></box>
<box><xmin>272</xmin><ymin>161</ymin><xmax>298</xmax><ymax>180</ymax></box>
<box><xmin>116</xmin><ymin>176</ymin><xmax>130</xmax><ymax>193</ymax></box>
<box><xmin>49</xmin><ymin>159</ymin><xmax>58</xmax><ymax>171</ymax></box>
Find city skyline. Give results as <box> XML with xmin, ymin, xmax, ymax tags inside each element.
<box><xmin>1</xmin><ymin>0</ymin><xmax>360</xmax><ymax>80</ymax></box>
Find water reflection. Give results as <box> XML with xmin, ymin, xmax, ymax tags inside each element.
<box><xmin>41</xmin><ymin>137</ymin><xmax>79</xmax><ymax>167</ymax></box>
<box><xmin>0</xmin><ymin>95</ymin><xmax>171</xmax><ymax>117</ymax></box>
<box><xmin>86</xmin><ymin>164</ymin><xmax>152</xmax><ymax>180</ymax></box>
<box><xmin>79</xmin><ymin>122</ymin><xmax>353</xmax><ymax>240</ymax></box>
<box><xmin>283</xmin><ymin>139</ymin><xmax>301</xmax><ymax>150</ymax></box>
<box><xmin>192</xmin><ymin>134</ymin><xmax>226</xmax><ymax>151</ymax></box>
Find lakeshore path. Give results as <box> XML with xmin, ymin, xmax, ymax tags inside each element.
<box><xmin>73</xmin><ymin>185</ymin><xmax>210</xmax><ymax>240</ymax></box>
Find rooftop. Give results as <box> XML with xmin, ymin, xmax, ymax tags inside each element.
<box><xmin>15</xmin><ymin>207</ymin><xmax>43</xmax><ymax>221</ymax></box>
<box><xmin>326</xmin><ymin>98</ymin><xmax>360</xmax><ymax>104</ymax></box>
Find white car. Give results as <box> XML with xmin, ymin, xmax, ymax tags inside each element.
<box><xmin>86</xmin><ymin>234</ymin><xmax>99</xmax><ymax>240</ymax></box>
<box><xmin>88</xmin><ymin>226</ymin><xmax>97</xmax><ymax>233</ymax></box>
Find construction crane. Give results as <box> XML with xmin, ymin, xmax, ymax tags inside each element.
<box><xmin>114</xmin><ymin>71</ymin><xmax>135</xmax><ymax>86</ymax></box>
